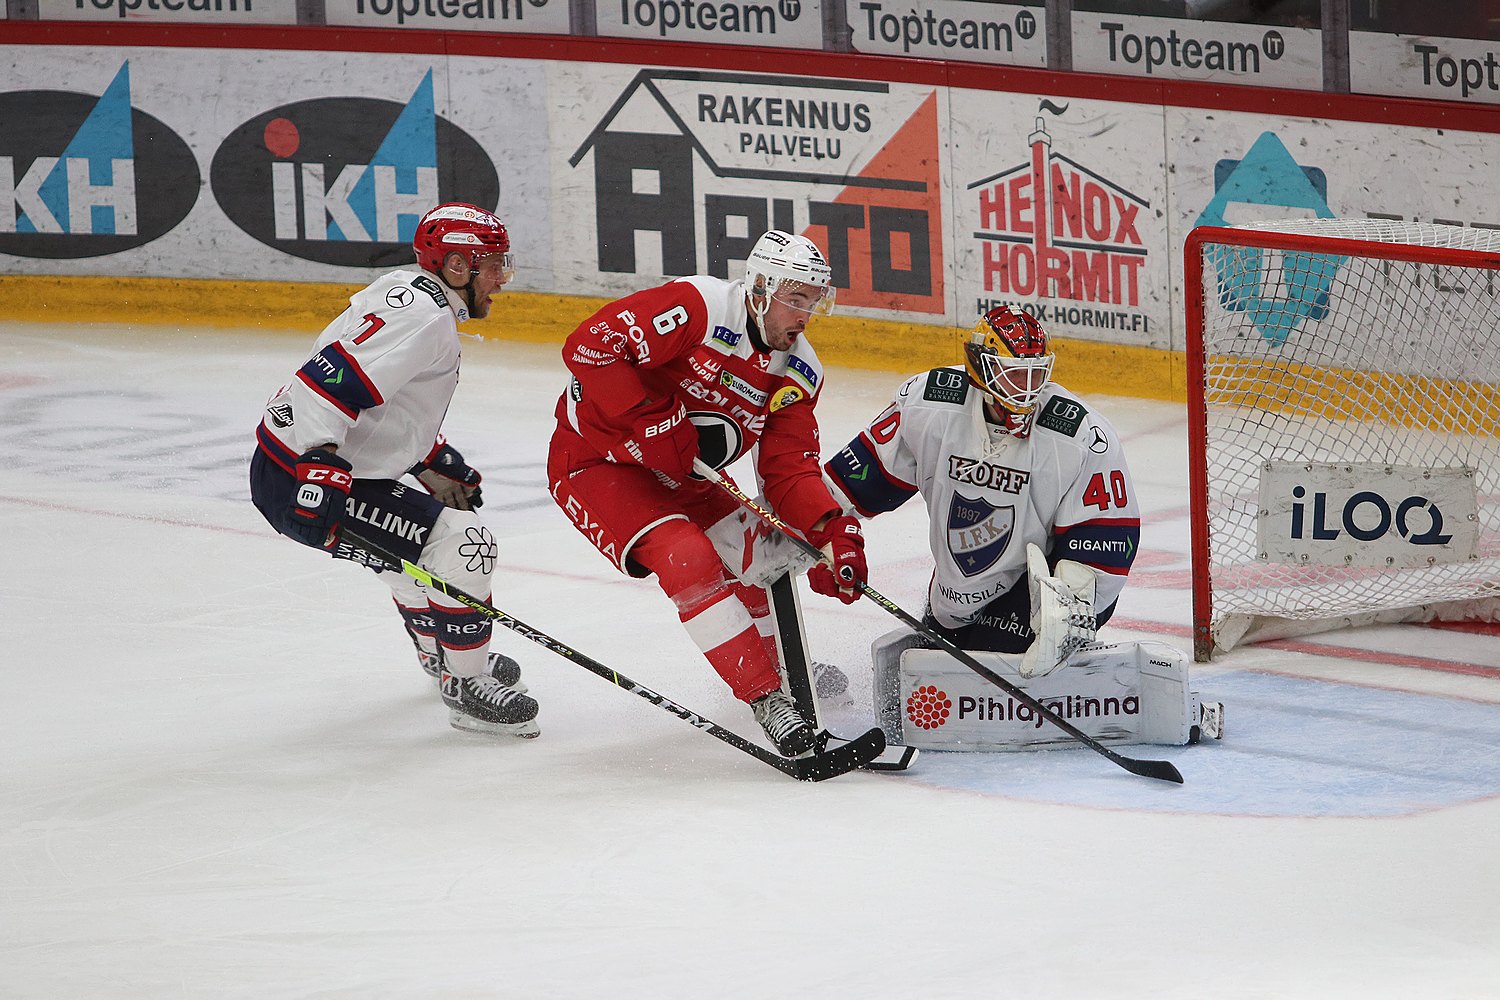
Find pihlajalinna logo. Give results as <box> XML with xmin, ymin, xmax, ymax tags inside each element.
<box><xmin>907</xmin><ymin>685</ymin><xmax>952</xmax><ymax>730</ymax></box>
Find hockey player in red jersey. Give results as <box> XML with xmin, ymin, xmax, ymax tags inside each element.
<box><xmin>547</xmin><ymin>231</ymin><xmax>867</xmax><ymax>757</ymax></box>
<box><xmin>249</xmin><ymin>203</ymin><xmax>539</xmax><ymax>737</ymax></box>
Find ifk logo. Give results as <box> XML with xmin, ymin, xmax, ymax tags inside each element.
<box><xmin>211</xmin><ymin>69</ymin><xmax>498</xmax><ymax>267</ymax></box>
<box><xmin>0</xmin><ymin>62</ymin><xmax>199</xmax><ymax>259</ymax></box>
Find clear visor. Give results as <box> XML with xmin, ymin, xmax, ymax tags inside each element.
<box><xmin>770</xmin><ymin>279</ymin><xmax>836</xmax><ymax>317</ymax></box>
<box><xmin>973</xmin><ymin>348</ymin><xmax>1054</xmax><ymax>412</ymax></box>
<box><xmin>474</xmin><ymin>252</ymin><xmax>515</xmax><ymax>285</ymax></box>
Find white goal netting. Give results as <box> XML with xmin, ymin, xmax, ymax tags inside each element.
<box><xmin>1188</xmin><ymin>219</ymin><xmax>1500</xmax><ymax>656</ymax></box>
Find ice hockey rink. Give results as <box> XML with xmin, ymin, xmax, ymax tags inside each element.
<box><xmin>4</xmin><ymin>319</ymin><xmax>1498</xmax><ymax>998</ymax></box>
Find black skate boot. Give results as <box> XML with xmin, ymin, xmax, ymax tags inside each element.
<box><xmin>751</xmin><ymin>690</ymin><xmax>817</xmax><ymax>757</ymax></box>
<box><xmin>416</xmin><ymin>642</ymin><xmax>526</xmax><ymax>693</ymax></box>
<box><xmin>440</xmin><ymin>669</ymin><xmax>540</xmax><ymax>738</ymax></box>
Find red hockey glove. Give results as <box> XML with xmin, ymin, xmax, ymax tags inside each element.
<box><xmin>413</xmin><ymin>442</ymin><xmax>484</xmax><ymax>510</ymax></box>
<box><xmin>807</xmin><ymin>515</ymin><xmax>867</xmax><ymax>605</ymax></box>
<box><xmin>614</xmin><ymin>397</ymin><xmax>698</xmax><ymax>483</ymax></box>
<box><xmin>288</xmin><ymin>448</ymin><xmax>353</xmax><ymax>549</ymax></box>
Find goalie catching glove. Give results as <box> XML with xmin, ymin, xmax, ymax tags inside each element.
<box><xmin>807</xmin><ymin>514</ymin><xmax>867</xmax><ymax>604</ymax></box>
<box><xmin>412</xmin><ymin>441</ymin><xmax>484</xmax><ymax>510</ymax></box>
<box><xmin>1020</xmin><ymin>542</ymin><xmax>1098</xmax><ymax>678</ymax></box>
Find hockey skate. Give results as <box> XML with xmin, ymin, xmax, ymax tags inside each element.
<box><xmin>751</xmin><ymin>690</ymin><xmax>818</xmax><ymax>757</ymax></box>
<box><xmin>417</xmin><ymin>644</ymin><xmax>526</xmax><ymax>692</ymax></box>
<box><xmin>1188</xmin><ymin>697</ymin><xmax>1225</xmax><ymax>744</ymax></box>
<box><xmin>440</xmin><ymin>670</ymin><xmax>540</xmax><ymax>738</ymax></box>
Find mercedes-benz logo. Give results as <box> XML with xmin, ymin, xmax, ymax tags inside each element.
<box><xmin>386</xmin><ymin>286</ymin><xmax>414</xmax><ymax>308</ymax></box>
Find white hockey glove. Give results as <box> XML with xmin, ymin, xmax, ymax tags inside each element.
<box><xmin>1019</xmin><ymin>542</ymin><xmax>1098</xmax><ymax>678</ymax></box>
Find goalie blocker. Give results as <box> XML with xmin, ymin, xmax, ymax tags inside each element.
<box><xmin>873</xmin><ymin>630</ymin><xmax>1223</xmax><ymax>751</ymax></box>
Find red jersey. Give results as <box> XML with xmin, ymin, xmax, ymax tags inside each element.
<box><xmin>554</xmin><ymin>274</ymin><xmax>838</xmax><ymax>533</ymax></box>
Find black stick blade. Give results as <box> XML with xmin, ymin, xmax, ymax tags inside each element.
<box><xmin>793</xmin><ymin>727</ymin><xmax>888</xmax><ymax>782</ymax></box>
<box><xmin>1122</xmin><ymin>757</ymin><xmax>1185</xmax><ymax>784</ymax></box>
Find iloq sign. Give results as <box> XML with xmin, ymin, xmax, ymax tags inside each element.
<box><xmin>1257</xmin><ymin>461</ymin><xmax>1479</xmax><ymax>568</ymax></box>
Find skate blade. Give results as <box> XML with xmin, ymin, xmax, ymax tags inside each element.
<box><xmin>447</xmin><ymin>710</ymin><xmax>540</xmax><ymax>739</ymax></box>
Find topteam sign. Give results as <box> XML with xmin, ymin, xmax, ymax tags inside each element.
<box><xmin>0</xmin><ymin>62</ymin><xmax>199</xmax><ymax>260</ymax></box>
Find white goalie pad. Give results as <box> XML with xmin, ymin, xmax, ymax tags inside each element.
<box><xmin>705</xmin><ymin>504</ymin><xmax>819</xmax><ymax>588</ymax></box>
<box><xmin>874</xmin><ymin>639</ymin><xmax>1203</xmax><ymax>750</ymax></box>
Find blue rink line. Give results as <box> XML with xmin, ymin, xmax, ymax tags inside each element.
<box><xmin>860</xmin><ymin>671</ymin><xmax>1500</xmax><ymax>818</ymax></box>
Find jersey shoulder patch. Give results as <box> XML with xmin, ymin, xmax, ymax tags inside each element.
<box><xmin>921</xmin><ymin>367</ymin><xmax>970</xmax><ymax>405</ymax></box>
<box><xmin>410</xmin><ymin>274</ymin><xmax>449</xmax><ymax>309</ymax></box>
<box><xmin>1035</xmin><ymin>394</ymin><xmax>1089</xmax><ymax>437</ymax></box>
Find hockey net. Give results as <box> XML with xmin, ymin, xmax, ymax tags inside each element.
<box><xmin>1186</xmin><ymin>220</ymin><xmax>1500</xmax><ymax>659</ymax></box>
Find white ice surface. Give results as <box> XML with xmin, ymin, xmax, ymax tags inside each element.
<box><xmin>3</xmin><ymin>323</ymin><xmax>1498</xmax><ymax>999</ymax></box>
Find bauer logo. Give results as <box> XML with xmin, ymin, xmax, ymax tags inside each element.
<box><xmin>0</xmin><ymin>62</ymin><xmax>198</xmax><ymax>259</ymax></box>
<box><xmin>211</xmin><ymin>69</ymin><xmax>498</xmax><ymax>267</ymax></box>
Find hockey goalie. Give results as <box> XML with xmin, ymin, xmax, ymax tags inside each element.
<box><xmin>821</xmin><ymin>306</ymin><xmax>1225</xmax><ymax>752</ymax></box>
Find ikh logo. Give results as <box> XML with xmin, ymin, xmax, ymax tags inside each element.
<box><xmin>0</xmin><ymin>62</ymin><xmax>198</xmax><ymax>259</ymax></box>
<box><xmin>211</xmin><ymin>69</ymin><xmax>498</xmax><ymax>266</ymax></box>
<box><xmin>906</xmin><ymin>685</ymin><xmax>952</xmax><ymax>730</ymax></box>
<box><xmin>968</xmin><ymin>101</ymin><xmax>1149</xmax><ymax>328</ymax></box>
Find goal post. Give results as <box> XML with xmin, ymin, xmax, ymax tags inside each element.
<box><xmin>1185</xmin><ymin>219</ymin><xmax>1500</xmax><ymax>660</ymax></box>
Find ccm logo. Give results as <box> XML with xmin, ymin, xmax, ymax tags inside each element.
<box><xmin>304</xmin><ymin>467</ymin><xmax>353</xmax><ymax>488</ymax></box>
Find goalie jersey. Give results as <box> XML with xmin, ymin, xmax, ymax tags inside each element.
<box><xmin>824</xmin><ymin>367</ymin><xmax>1141</xmax><ymax>630</ymax></box>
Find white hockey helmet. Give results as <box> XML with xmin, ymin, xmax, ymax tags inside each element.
<box><xmin>745</xmin><ymin>230</ymin><xmax>835</xmax><ymax>326</ymax></box>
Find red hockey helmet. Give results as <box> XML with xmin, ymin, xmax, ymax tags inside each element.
<box><xmin>962</xmin><ymin>306</ymin><xmax>1054</xmax><ymax>415</ymax></box>
<box><xmin>413</xmin><ymin>203</ymin><xmax>513</xmax><ymax>281</ymax></box>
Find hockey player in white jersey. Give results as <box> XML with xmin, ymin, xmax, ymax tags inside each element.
<box><xmin>249</xmin><ymin>203</ymin><xmax>538</xmax><ymax>737</ymax></box>
<box><xmin>823</xmin><ymin>306</ymin><xmax>1223</xmax><ymax>749</ymax></box>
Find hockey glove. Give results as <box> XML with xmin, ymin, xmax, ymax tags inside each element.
<box><xmin>413</xmin><ymin>442</ymin><xmax>484</xmax><ymax>510</ymax></box>
<box><xmin>807</xmin><ymin>514</ymin><xmax>867</xmax><ymax>605</ymax></box>
<box><xmin>1019</xmin><ymin>542</ymin><xmax>1098</xmax><ymax>677</ymax></box>
<box><xmin>613</xmin><ymin>397</ymin><xmax>698</xmax><ymax>484</ymax></box>
<box><xmin>288</xmin><ymin>448</ymin><xmax>353</xmax><ymax>550</ymax></box>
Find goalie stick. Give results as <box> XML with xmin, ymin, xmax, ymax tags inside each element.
<box><xmin>694</xmin><ymin>459</ymin><xmax>1184</xmax><ymax>785</ymax></box>
<box><xmin>340</xmin><ymin>527</ymin><xmax>887</xmax><ymax>782</ymax></box>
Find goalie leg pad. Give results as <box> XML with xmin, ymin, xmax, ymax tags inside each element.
<box><xmin>884</xmin><ymin>641</ymin><xmax>1213</xmax><ymax>750</ymax></box>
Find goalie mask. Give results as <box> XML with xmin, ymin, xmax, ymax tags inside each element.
<box><xmin>744</xmin><ymin>230</ymin><xmax>835</xmax><ymax>331</ymax></box>
<box><xmin>413</xmin><ymin>203</ymin><xmax>514</xmax><ymax>284</ymax></box>
<box><xmin>963</xmin><ymin>306</ymin><xmax>1054</xmax><ymax>417</ymax></box>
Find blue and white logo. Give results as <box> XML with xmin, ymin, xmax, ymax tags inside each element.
<box><xmin>1194</xmin><ymin>132</ymin><xmax>1341</xmax><ymax>346</ymax></box>
<box><xmin>0</xmin><ymin>61</ymin><xmax>199</xmax><ymax>258</ymax></box>
<box><xmin>947</xmin><ymin>494</ymin><xmax>1015</xmax><ymax>577</ymax></box>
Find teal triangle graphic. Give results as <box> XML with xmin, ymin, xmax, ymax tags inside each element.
<box><xmin>1194</xmin><ymin>132</ymin><xmax>1341</xmax><ymax>346</ymax></box>
<box><xmin>32</xmin><ymin>62</ymin><xmax>134</xmax><ymax>236</ymax></box>
<box><xmin>342</xmin><ymin>69</ymin><xmax>438</xmax><ymax>244</ymax></box>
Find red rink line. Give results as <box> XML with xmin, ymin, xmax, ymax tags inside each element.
<box><xmin>1107</xmin><ymin>615</ymin><xmax>1500</xmax><ymax>679</ymax></box>
<box><xmin>1420</xmin><ymin>620</ymin><xmax>1500</xmax><ymax>637</ymax></box>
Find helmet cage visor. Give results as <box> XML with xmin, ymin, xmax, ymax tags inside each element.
<box><xmin>470</xmin><ymin>250</ymin><xmax>515</xmax><ymax>285</ymax></box>
<box><xmin>965</xmin><ymin>339</ymin><xmax>1054</xmax><ymax>414</ymax></box>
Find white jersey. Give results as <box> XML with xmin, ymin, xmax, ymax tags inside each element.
<box><xmin>257</xmin><ymin>269</ymin><xmax>469</xmax><ymax>479</ymax></box>
<box><xmin>825</xmin><ymin>367</ymin><xmax>1140</xmax><ymax>630</ymax></box>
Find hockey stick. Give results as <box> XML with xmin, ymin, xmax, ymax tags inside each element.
<box><xmin>340</xmin><ymin>527</ymin><xmax>886</xmax><ymax>782</ymax></box>
<box><xmin>766</xmin><ymin>573</ymin><xmax>919</xmax><ymax>773</ymax></box>
<box><xmin>694</xmin><ymin>459</ymin><xmax>1184</xmax><ymax>785</ymax></box>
